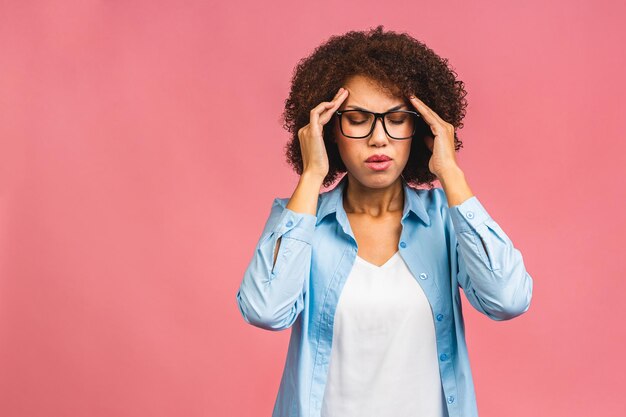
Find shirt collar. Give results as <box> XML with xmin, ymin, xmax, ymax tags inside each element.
<box><xmin>315</xmin><ymin>174</ymin><xmax>431</xmax><ymax>227</ymax></box>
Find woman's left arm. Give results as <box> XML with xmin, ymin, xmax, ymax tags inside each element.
<box><xmin>407</xmin><ymin>95</ymin><xmax>533</xmax><ymax>320</ymax></box>
<box><xmin>440</xmin><ymin>168</ymin><xmax>533</xmax><ymax>321</ymax></box>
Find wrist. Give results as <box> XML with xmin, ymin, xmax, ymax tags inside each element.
<box><xmin>301</xmin><ymin>171</ymin><xmax>326</xmax><ymax>186</ymax></box>
<box><xmin>438</xmin><ymin>165</ymin><xmax>465</xmax><ymax>184</ymax></box>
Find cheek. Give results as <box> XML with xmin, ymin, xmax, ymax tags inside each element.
<box><xmin>337</xmin><ymin>140</ymin><xmax>359</xmax><ymax>160</ymax></box>
<box><xmin>399</xmin><ymin>141</ymin><xmax>413</xmax><ymax>161</ymax></box>
<box><xmin>333</xmin><ymin>127</ymin><xmax>352</xmax><ymax>151</ymax></box>
<box><xmin>334</xmin><ymin>139</ymin><xmax>364</xmax><ymax>169</ymax></box>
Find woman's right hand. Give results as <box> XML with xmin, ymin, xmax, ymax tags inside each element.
<box><xmin>297</xmin><ymin>87</ymin><xmax>349</xmax><ymax>180</ymax></box>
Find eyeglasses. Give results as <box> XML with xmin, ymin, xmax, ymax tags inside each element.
<box><xmin>335</xmin><ymin>109</ymin><xmax>421</xmax><ymax>140</ymax></box>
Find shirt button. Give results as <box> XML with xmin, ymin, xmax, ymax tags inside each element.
<box><xmin>286</xmin><ymin>220</ymin><xmax>293</xmax><ymax>227</ymax></box>
<box><xmin>399</xmin><ymin>241</ymin><xmax>407</xmax><ymax>248</ymax></box>
<box><xmin>436</xmin><ymin>314</ymin><xmax>444</xmax><ymax>321</ymax></box>
<box><xmin>447</xmin><ymin>395</ymin><xmax>455</xmax><ymax>403</ymax></box>
<box><xmin>466</xmin><ymin>211</ymin><xmax>474</xmax><ymax>219</ymax></box>
<box><xmin>439</xmin><ymin>353</ymin><xmax>448</xmax><ymax>361</ymax></box>
<box><xmin>419</xmin><ymin>272</ymin><xmax>428</xmax><ymax>280</ymax></box>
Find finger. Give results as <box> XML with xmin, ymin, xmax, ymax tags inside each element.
<box><xmin>407</xmin><ymin>95</ymin><xmax>438</xmax><ymax>123</ymax></box>
<box><xmin>320</xmin><ymin>89</ymin><xmax>348</xmax><ymax>124</ymax></box>
<box><xmin>407</xmin><ymin>95</ymin><xmax>446</xmax><ymax>129</ymax></box>
<box><xmin>332</xmin><ymin>87</ymin><xmax>345</xmax><ymax>100</ymax></box>
<box><xmin>314</xmin><ymin>88</ymin><xmax>345</xmax><ymax>114</ymax></box>
<box><xmin>327</xmin><ymin>88</ymin><xmax>348</xmax><ymax>110</ymax></box>
<box><xmin>310</xmin><ymin>89</ymin><xmax>344</xmax><ymax>125</ymax></box>
<box><xmin>413</xmin><ymin>96</ymin><xmax>454</xmax><ymax>134</ymax></box>
<box><xmin>319</xmin><ymin>89</ymin><xmax>349</xmax><ymax>125</ymax></box>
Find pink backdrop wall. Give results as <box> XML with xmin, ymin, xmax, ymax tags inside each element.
<box><xmin>1</xmin><ymin>1</ymin><xmax>625</xmax><ymax>416</ymax></box>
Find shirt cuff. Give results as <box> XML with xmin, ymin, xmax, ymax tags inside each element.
<box><xmin>271</xmin><ymin>207</ymin><xmax>317</xmax><ymax>244</ymax></box>
<box><xmin>449</xmin><ymin>195</ymin><xmax>491</xmax><ymax>233</ymax></box>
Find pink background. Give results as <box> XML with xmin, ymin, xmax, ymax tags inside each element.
<box><xmin>1</xmin><ymin>1</ymin><xmax>625</xmax><ymax>416</ymax></box>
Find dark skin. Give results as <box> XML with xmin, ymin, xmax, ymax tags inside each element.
<box><xmin>274</xmin><ymin>76</ymin><xmax>481</xmax><ymax>268</ymax></box>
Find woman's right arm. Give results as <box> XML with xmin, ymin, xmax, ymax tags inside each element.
<box><xmin>235</xmin><ymin>173</ymin><xmax>324</xmax><ymax>331</ymax></box>
<box><xmin>236</xmin><ymin>86</ymin><xmax>349</xmax><ymax>331</ymax></box>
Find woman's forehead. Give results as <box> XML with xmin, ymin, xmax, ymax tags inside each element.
<box><xmin>341</xmin><ymin>91</ymin><xmax>409</xmax><ymax>112</ymax></box>
<box><xmin>343</xmin><ymin>76</ymin><xmax>404</xmax><ymax>105</ymax></box>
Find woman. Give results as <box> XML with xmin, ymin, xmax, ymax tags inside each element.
<box><xmin>236</xmin><ymin>26</ymin><xmax>533</xmax><ymax>417</ymax></box>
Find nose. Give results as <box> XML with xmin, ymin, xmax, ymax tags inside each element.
<box><xmin>368</xmin><ymin>116</ymin><xmax>390</xmax><ymax>146</ymax></box>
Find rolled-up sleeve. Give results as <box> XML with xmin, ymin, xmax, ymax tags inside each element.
<box><xmin>236</xmin><ymin>197</ymin><xmax>317</xmax><ymax>331</ymax></box>
<box><xmin>449</xmin><ymin>195</ymin><xmax>533</xmax><ymax>321</ymax></box>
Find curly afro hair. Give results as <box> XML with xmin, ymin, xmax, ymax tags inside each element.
<box><xmin>280</xmin><ymin>25</ymin><xmax>468</xmax><ymax>189</ymax></box>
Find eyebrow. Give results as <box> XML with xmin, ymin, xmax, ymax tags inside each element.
<box><xmin>345</xmin><ymin>104</ymin><xmax>408</xmax><ymax>112</ymax></box>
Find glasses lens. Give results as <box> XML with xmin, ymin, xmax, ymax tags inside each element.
<box><xmin>340</xmin><ymin>111</ymin><xmax>416</xmax><ymax>139</ymax></box>
<box><xmin>341</xmin><ymin>111</ymin><xmax>375</xmax><ymax>138</ymax></box>
<box><xmin>384</xmin><ymin>111</ymin><xmax>416</xmax><ymax>139</ymax></box>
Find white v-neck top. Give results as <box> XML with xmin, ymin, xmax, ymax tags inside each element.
<box><xmin>320</xmin><ymin>251</ymin><xmax>448</xmax><ymax>417</ymax></box>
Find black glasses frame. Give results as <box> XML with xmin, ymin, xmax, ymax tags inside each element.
<box><xmin>335</xmin><ymin>109</ymin><xmax>421</xmax><ymax>140</ymax></box>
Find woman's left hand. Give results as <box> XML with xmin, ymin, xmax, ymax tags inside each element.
<box><xmin>407</xmin><ymin>95</ymin><xmax>460</xmax><ymax>179</ymax></box>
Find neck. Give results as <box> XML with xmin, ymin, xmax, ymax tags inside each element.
<box><xmin>342</xmin><ymin>173</ymin><xmax>404</xmax><ymax>218</ymax></box>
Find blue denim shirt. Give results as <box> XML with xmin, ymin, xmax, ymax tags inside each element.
<box><xmin>236</xmin><ymin>174</ymin><xmax>533</xmax><ymax>417</ymax></box>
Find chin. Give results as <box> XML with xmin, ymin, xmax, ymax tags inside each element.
<box><xmin>349</xmin><ymin>170</ymin><xmax>400</xmax><ymax>189</ymax></box>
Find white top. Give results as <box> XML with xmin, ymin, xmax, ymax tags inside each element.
<box><xmin>321</xmin><ymin>251</ymin><xmax>448</xmax><ymax>417</ymax></box>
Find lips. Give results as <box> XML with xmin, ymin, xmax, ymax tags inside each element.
<box><xmin>365</xmin><ymin>154</ymin><xmax>392</xmax><ymax>162</ymax></box>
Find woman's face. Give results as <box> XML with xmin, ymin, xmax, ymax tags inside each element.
<box><xmin>333</xmin><ymin>74</ymin><xmax>413</xmax><ymax>189</ymax></box>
